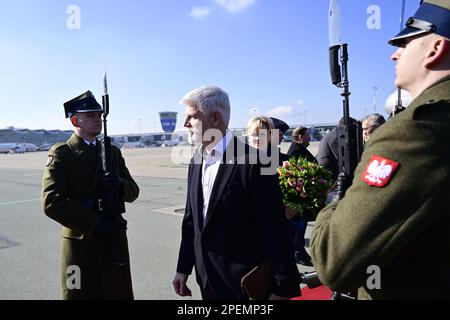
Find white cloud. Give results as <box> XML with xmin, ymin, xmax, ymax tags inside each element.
<box><xmin>212</xmin><ymin>0</ymin><xmax>256</xmax><ymax>14</ymax></box>
<box><xmin>190</xmin><ymin>6</ymin><xmax>211</xmax><ymax>19</ymax></box>
<box><xmin>267</xmin><ymin>105</ymin><xmax>295</xmax><ymax>118</ymax></box>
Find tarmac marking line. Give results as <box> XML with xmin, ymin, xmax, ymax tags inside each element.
<box><xmin>151</xmin><ymin>211</ymin><xmax>184</xmax><ymax>217</ymax></box>
<box><xmin>151</xmin><ymin>204</ymin><xmax>185</xmax><ymax>217</ymax></box>
<box><xmin>0</xmin><ymin>236</ymin><xmax>20</xmax><ymax>249</ymax></box>
<box><xmin>0</xmin><ymin>199</ymin><xmax>41</xmax><ymax>206</ymax></box>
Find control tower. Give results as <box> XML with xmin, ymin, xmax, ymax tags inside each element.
<box><xmin>159</xmin><ymin>112</ymin><xmax>178</xmax><ymax>133</ymax></box>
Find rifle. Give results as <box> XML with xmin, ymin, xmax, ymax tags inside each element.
<box><xmin>392</xmin><ymin>0</ymin><xmax>407</xmax><ymax>117</ymax></box>
<box><xmin>99</xmin><ymin>71</ymin><xmax>128</xmax><ymax>266</ymax></box>
<box><xmin>329</xmin><ymin>0</ymin><xmax>363</xmax><ymax>191</ymax></box>
<box><xmin>309</xmin><ymin>0</ymin><xmax>364</xmax><ymax>300</ymax></box>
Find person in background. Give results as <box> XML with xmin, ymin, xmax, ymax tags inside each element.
<box><xmin>316</xmin><ymin>117</ymin><xmax>357</xmax><ymax>182</ymax></box>
<box><xmin>246</xmin><ymin>116</ymin><xmax>274</xmax><ymax>152</ymax></box>
<box><xmin>285</xmin><ymin>126</ymin><xmax>316</xmax><ymax>266</ymax></box>
<box><xmin>287</xmin><ymin>126</ymin><xmax>316</xmax><ymax>164</ymax></box>
<box><xmin>247</xmin><ymin>117</ymin><xmax>311</xmax><ymax>266</ymax></box>
<box><xmin>270</xmin><ymin>117</ymin><xmax>290</xmax><ymax>147</ymax></box>
<box><xmin>361</xmin><ymin>113</ymin><xmax>386</xmax><ymax>144</ymax></box>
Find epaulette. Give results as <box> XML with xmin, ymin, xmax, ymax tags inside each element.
<box><xmin>46</xmin><ymin>142</ymin><xmax>68</xmax><ymax>167</ymax></box>
<box><xmin>49</xmin><ymin>142</ymin><xmax>68</xmax><ymax>153</ymax></box>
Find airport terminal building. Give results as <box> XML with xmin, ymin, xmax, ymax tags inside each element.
<box><xmin>0</xmin><ymin>127</ymin><xmax>72</xmax><ymax>150</ymax></box>
<box><xmin>0</xmin><ymin>123</ymin><xmax>337</xmax><ymax>150</ymax></box>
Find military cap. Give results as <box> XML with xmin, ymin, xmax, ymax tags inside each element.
<box><xmin>270</xmin><ymin>117</ymin><xmax>289</xmax><ymax>133</ymax></box>
<box><xmin>63</xmin><ymin>91</ymin><xmax>103</xmax><ymax>118</ymax></box>
<box><xmin>389</xmin><ymin>0</ymin><xmax>450</xmax><ymax>47</ymax></box>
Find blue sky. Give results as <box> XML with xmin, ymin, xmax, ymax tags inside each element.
<box><xmin>0</xmin><ymin>0</ymin><xmax>418</xmax><ymax>135</ymax></box>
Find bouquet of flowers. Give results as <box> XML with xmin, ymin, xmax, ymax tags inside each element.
<box><xmin>277</xmin><ymin>157</ymin><xmax>333</xmax><ymax>220</ymax></box>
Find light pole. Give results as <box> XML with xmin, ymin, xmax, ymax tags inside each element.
<box><xmin>372</xmin><ymin>87</ymin><xmax>378</xmax><ymax>113</ymax></box>
<box><xmin>138</xmin><ymin>118</ymin><xmax>142</xmax><ymax>135</ymax></box>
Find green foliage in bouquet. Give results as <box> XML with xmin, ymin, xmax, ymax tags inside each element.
<box><xmin>277</xmin><ymin>157</ymin><xmax>333</xmax><ymax>220</ymax></box>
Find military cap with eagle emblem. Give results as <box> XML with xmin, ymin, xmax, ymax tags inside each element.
<box><xmin>63</xmin><ymin>91</ymin><xmax>103</xmax><ymax>118</ymax></box>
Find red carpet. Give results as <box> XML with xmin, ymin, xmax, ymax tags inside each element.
<box><xmin>292</xmin><ymin>286</ymin><xmax>333</xmax><ymax>300</ymax></box>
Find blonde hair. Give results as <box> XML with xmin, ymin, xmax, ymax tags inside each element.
<box><xmin>245</xmin><ymin>116</ymin><xmax>274</xmax><ymax>136</ymax></box>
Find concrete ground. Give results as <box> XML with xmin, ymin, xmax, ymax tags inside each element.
<box><xmin>0</xmin><ymin>142</ymin><xmax>318</xmax><ymax>300</ymax></box>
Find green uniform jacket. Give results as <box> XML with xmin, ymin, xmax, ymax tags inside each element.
<box><xmin>311</xmin><ymin>76</ymin><xmax>450</xmax><ymax>300</ymax></box>
<box><xmin>42</xmin><ymin>133</ymin><xmax>139</xmax><ymax>300</ymax></box>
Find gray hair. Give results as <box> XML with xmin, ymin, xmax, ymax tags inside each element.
<box><xmin>361</xmin><ymin>113</ymin><xmax>386</xmax><ymax>128</ymax></box>
<box><xmin>180</xmin><ymin>85</ymin><xmax>231</xmax><ymax>127</ymax></box>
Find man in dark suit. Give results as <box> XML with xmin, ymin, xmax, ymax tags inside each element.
<box><xmin>286</xmin><ymin>126</ymin><xmax>317</xmax><ymax>266</ymax></box>
<box><xmin>172</xmin><ymin>85</ymin><xmax>300</xmax><ymax>300</ymax></box>
<box><xmin>316</xmin><ymin>127</ymin><xmax>339</xmax><ymax>181</ymax></box>
<box><xmin>316</xmin><ymin>117</ymin><xmax>357</xmax><ymax>182</ymax></box>
<box><xmin>287</xmin><ymin>127</ymin><xmax>316</xmax><ymax>163</ymax></box>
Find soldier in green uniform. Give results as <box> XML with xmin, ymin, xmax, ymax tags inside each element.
<box><xmin>310</xmin><ymin>0</ymin><xmax>450</xmax><ymax>299</ymax></box>
<box><xmin>42</xmin><ymin>91</ymin><xmax>139</xmax><ymax>300</ymax></box>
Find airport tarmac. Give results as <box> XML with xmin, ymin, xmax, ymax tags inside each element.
<box><xmin>0</xmin><ymin>142</ymin><xmax>319</xmax><ymax>300</ymax></box>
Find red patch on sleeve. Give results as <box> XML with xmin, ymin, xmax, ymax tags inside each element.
<box><xmin>362</xmin><ymin>155</ymin><xmax>399</xmax><ymax>187</ymax></box>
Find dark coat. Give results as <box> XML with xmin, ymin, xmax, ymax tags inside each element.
<box><xmin>279</xmin><ymin>151</ymin><xmax>290</xmax><ymax>165</ymax></box>
<box><xmin>311</xmin><ymin>76</ymin><xmax>450</xmax><ymax>299</ymax></box>
<box><xmin>316</xmin><ymin>128</ymin><xmax>339</xmax><ymax>180</ymax></box>
<box><xmin>287</xmin><ymin>142</ymin><xmax>317</xmax><ymax>164</ymax></box>
<box><xmin>176</xmin><ymin>136</ymin><xmax>300</xmax><ymax>299</ymax></box>
<box><xmin>42</xmin><ymin>133</ymin><xmax>139</xmax><ymax>300</ymax></box>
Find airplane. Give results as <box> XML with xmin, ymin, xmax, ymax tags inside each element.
<box><xmin>162</xmin><ymin>139</ymin><xmax>180</xmax><ymax>147</ymax></box>
<box><xmin>0</xmin><ymin>143</ymin><xmax>25</xmax><ymax>154</ymax></box>
<box><xmin>0</xmin><ymin>142</ymin><xmax>38</xmax><ymax>154</ymax></box>
<box><xmin>21</xmin><ymin>143</ymin><xmax>38</xmax><ymax>152</ymax></box>
<box><xmin>122</xmin><ymin>141</ymin><xmax>146</xmax><ymax>149</ymax></box>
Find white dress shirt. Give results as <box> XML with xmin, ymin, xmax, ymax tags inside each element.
<box><xmin>83</xmin><ymin>139</ymin><xmax>97</xmax><ymax>146</ymax></box>
<box><xmin>201</xmin><ymin>131</ymin><xmax>233</xmax><ymax>222</ymax></box>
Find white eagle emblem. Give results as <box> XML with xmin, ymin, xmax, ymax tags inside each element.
<box><xmin>365</xmin><ymin>160</ymin><xmax>393</xmax><ymax>185</ymax></box>
<box><xmin>362</xmin><ymin>155</ymin><xmax>399</xmax><ymax>187</ymax></box>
